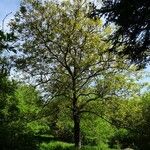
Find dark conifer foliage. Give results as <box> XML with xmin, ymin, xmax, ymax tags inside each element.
<box><xmin>93</xmin><ymin>0</ymin><xmax>150</xmax><ymax>67</ymax></box>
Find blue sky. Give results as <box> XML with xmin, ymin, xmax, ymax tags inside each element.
<box><xmin>0</xmin><ymin>0</ymin><xmax>20</xmax><ymax>29</ymax></box>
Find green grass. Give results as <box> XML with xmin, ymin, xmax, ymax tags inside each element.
<box><xmin>39</xmin><ymin>141</ymin><xmax>119</xmax><ymax>150</ymax></box>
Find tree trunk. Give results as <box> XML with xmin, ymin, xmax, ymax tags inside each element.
<box><xmin>73</xmin><ymin>107</ymin><xmax>81</xmax><ymax>149</ymax></box>
<box><xmin>72</xmin><ymin>70</ymin><xmax>81</xmax><ymax>149</ymax></box>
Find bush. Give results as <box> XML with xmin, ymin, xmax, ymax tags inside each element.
<box><xmin>39</xmin><ymin>141</ymin><xmax>74</xmax><ymax>150</ymax></box>
<box><xmin>97</xmin><ymin>142</ymin><xmax>112</xmax><ymax>150</ymax></box>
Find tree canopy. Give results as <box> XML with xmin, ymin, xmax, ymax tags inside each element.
<box><xmin>92</xmin><ymin>0</ymin><xmax>150</xmax><ymax>67</ymax></box>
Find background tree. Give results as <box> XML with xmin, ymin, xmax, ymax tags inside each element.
<box><xmin>91</xmin><ymin>0</ymin><xmax>150</xmax><ymax>67</ymax></box>
<box><xmin>15</xmin><ymin>85</ymin><xmax>48</xmax><ymax>135</ymax></box>
<box><xmin>102</xmin><ymin>90</ymin><xmax>150</xmax><ymax>149</ymax></box>
<box><xmin>0</xmin><ymin>16</ymin><xmax>20</xmax><ymax>150</ymax></box>
<box><xmin>0</xmin><ymin>78</ymin><xmax>18</xmax><ymax>150</ymax></box>
<box><xmin>0</xmin><ymin>81</ymin><xmax>45</xmax><ymax>150</ymax></box>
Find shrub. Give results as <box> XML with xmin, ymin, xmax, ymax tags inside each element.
<box><xmin>39</xmin><ymin>141</ymin><xmax>74</xmax><ymax>150</ymax></box>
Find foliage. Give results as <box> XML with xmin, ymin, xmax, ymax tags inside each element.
<box><xmin>15</xmin><ymin>85</ymin><xmax>49</xmax><ymax>135</ymax></box>
<box><xmin>0</xmin><ymin>30</ymin><xmax>16</xmax><ymax>51</ymax></box>
<box><xmin>94</xmin><ymin>0</ymin><xmax>150</xmax><ymax>66</ymax></box>
<box><xmin>102</xmin><ymin>93</ymin><xmax>150</xmax><ymax>149</ymax></box>
<box><xmin>0</xmin><ymin>29</ymin><xmax>16</xmax><ymax>78</ymax></box>
<box><xmin>81</xmin><ymin>116</ymin><xmax>115</xmax><ymax>145</ymax></box>
<box><xmin>0</xmin><ymin>77</ymin><xmax>19</xmax><ymax>150</ymax></box>
<box><xmin>104</xmin><ymin>98</ymin><xmax>143</xmax><ymax>129</ymax></box>
<box><xmin>40</xmin><ymin>141</ymin><xmax>74</xmax><ymax>150</ymax></box>
<box><xmin>0</xmin><ymin>80</ymin><xmax>45</xmax><ymax>150</ymax></box>
<box><xmin>129</xmin><ymin>92</ymin><xmax>150</xmax><ymax>150</ymax></box>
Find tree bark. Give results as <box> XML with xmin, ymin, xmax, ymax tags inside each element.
<box><xmin>73</xmin><ymin>107</ymin><xmax>81</xmax><ymax>150</ymax></box>
<box><xmin>72</xmin><ymin>66</ymin><xmax>81</xmax><ymax>149</ymax></box>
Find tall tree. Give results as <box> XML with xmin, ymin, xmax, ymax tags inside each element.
<box><xmin>91</xmin><ymin>0</ymin><xmax>150</xmax><ymax>67</ymax></box>
<box><xmin>0</xmin><ymin>18</ymin><xmax>18</xmax><ymax>150</ymax></box>
<box><xmin>10</xmin><ymin>0</ymin><xmax>138</xmax><ymax>149</ymax></box>
<box><xmin>0</xmin><ymin>29</ymin><xmax>15</xmax><ymax>77</ymax></box>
